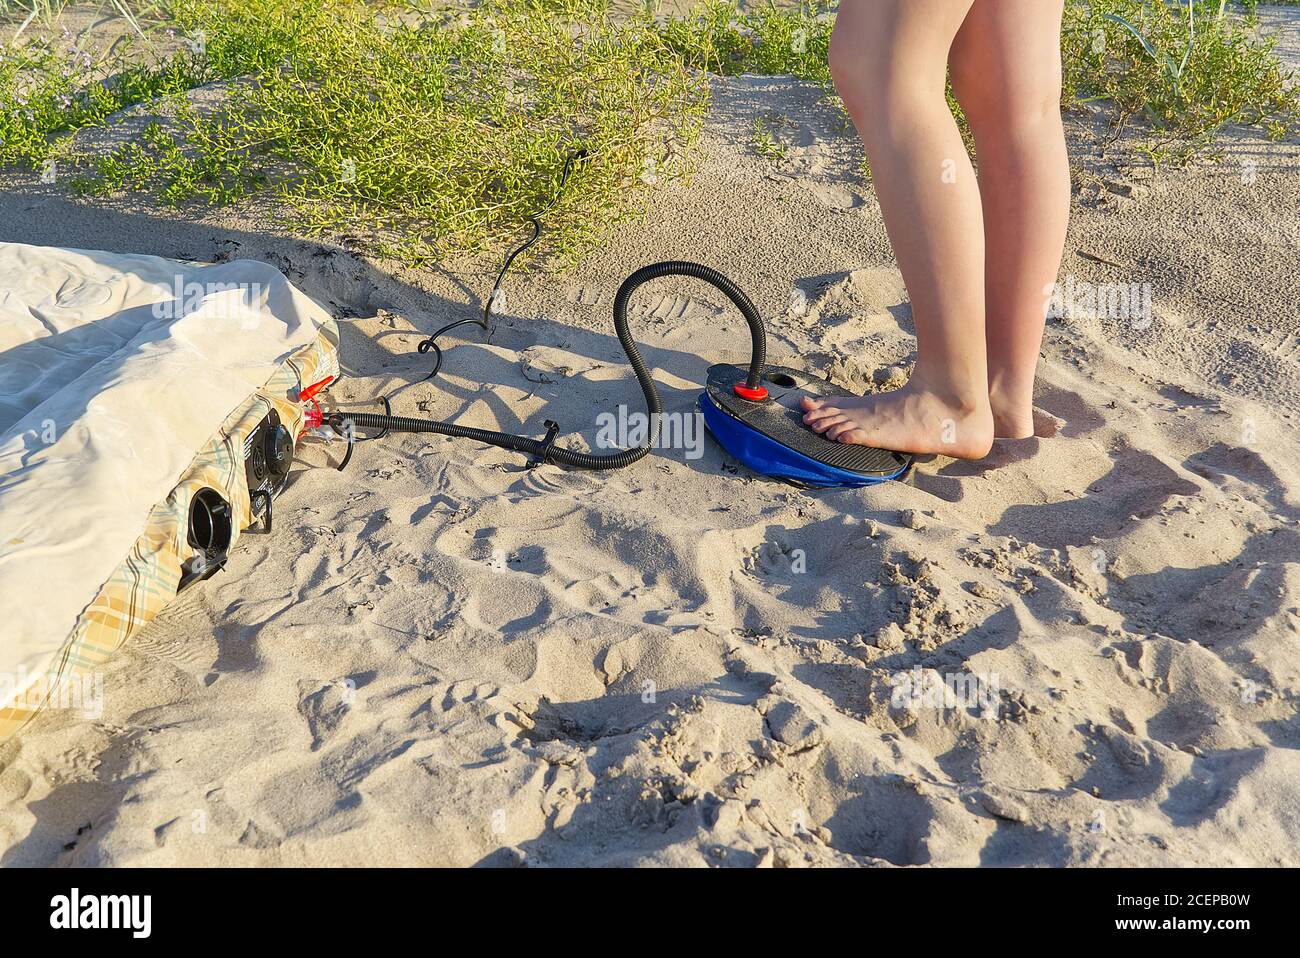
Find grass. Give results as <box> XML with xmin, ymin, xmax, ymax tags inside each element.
<box><xmin>0</xmin><ymin>0</ymin><xmax>163</xmax><ymax>40</ymax></box>
<box><xmin>751</xmin><ymin>113</ymin><xmax>790</xmax><ymax>163</ymax></box>
<box><xmin>659</xmin><ymin>0</ymin><xmax>1298</xmax><ymax>166</ymax></box>
<box><xmin>1063</xmin><ymin>0</ymin><xmax>1299</xmax><ymax>163</ymax></box>
<box><xmin>0</xmin><ymin>0</ymin><xmax>1297</xmax><ymax>260</ymax></box>
<box><xmin>0</xmin><ymin>21</ymin><xmax>205</xmax><ymax>168</ymax></box>
<box><xmin>658</xmin><ymin>0</ymin><xmax>834</xmax><ymax>86</ymax></box>
<box><xmin>103</xmin><ymin>0</ymin><xmax>708</xmax><ymax>261</ymax></box>
<box><xmin>4</xmin><ymin>0</ymin><xmax>709</xmax><ymax>261</ymax></box>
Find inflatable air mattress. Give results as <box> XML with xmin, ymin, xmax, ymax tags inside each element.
<box><xmin>0</xmin><ymin>242</ymin><xmax>339</xmax><ymax>740</ymax></box>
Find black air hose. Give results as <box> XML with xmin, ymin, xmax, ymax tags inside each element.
<box><xmin>331</xmin><ymin>261</ymin><xmax>767</xmax><ymax>471</ymax></box>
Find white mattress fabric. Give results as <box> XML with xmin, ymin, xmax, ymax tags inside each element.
<box><xmin>0</xmin><ymin>242</ymin><xmax>334</xmax><ymax>716</ymax></box>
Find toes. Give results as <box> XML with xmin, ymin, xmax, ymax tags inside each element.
<box><xmin>808</xmin><ymin>414</ymin><xmax>846</xmax><ymax>435</ymax></box>
<box><xmin>802</xmin><ymin>404</ymin><xmax>843</xmax><ymax>425</ymax></box>
<box><xmin>800</xmin><ymin>395</ymin><xmax>826</xmax><ymax>412</ymax></box>
<box><xmin>833</xmin><ymin>428</ymin><xmax>871</xmax><ymax>446</ymax></box>
<box><xmin>826</xmin><ymin>420</ymin><xmax>863</xmax><ymax>442</ymax></box>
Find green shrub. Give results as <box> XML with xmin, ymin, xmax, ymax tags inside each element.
<box><xmin>74</xmin><ymin>0</ymin><xmax>708</xmax><ymax>260</ymax></box>
<box><xmin>1063</xmin><ymin>0</ymin><xmax>1299</xmax><ymax>162</ymax></box>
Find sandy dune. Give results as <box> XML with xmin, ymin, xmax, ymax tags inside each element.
<box><xmin>1</xmin><ymin>12</ymin><xmax>1299</xmax><ymax>866</ymax></box>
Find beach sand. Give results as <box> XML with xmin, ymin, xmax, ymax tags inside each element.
<box><xmin>0</xmin><ymin>8</ymin><xmax>1298</xmax><ymax>867</ymax></box>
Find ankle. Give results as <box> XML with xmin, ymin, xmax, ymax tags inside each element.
<box><xmin>909</xmin><ymin>367</ymin><xmax>990</xmax><ymax>417</ymax></box>
<box><xmin>988</xmin><ymin>376</ymin><xmax>1037</xmax><ymax>440</ymax></box>
<box><xmin>987</xmin><ymin>371</ymin><xmax>1036</xmax><ymax>407</ymax></box>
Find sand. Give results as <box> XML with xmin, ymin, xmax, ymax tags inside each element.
<box><xmin>1</xmin><ymin>8</ymin><xmax>1298</xmax><ymax>867</ymax></box>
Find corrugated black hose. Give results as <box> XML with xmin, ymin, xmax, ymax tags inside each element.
<box><xmin>330</xmin><ymin>260</ymin><xmax>768</xmax><ymax>470</ymax></box>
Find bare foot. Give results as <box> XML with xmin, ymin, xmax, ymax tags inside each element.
<box><xmin>988</xmin><ymin>383</ymin><xmax>1035</xmax><ymax>440</ymax></box>
<box><xmin>801</xmin><ymin>383</ymin><xmax>995</xmax><ymax>460</ymax></box>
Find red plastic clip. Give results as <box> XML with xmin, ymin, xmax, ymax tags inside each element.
<box><xmin>297</xmin><ymin>376</ymin><xmax>334</xmax><ymax>438</ymax></box>
<box><xmin>733</xmin><ymin>382</ymin><xmax>769</xmax><ymax>402</ymax></box>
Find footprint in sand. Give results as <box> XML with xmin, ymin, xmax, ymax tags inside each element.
<box><xmin>634</xmin><ymin>294</ymin><xmax>701</xmax><ymax>323</ymax></box>
<box><xmin>297</xmin><ymin>678</ymin><xmax>354</xmax><ymax>751</ymax></box>
<box><xmin>991</xmin><ymin>447</ymin><xmax>1200</xmax><ymax>550</ymax></box>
